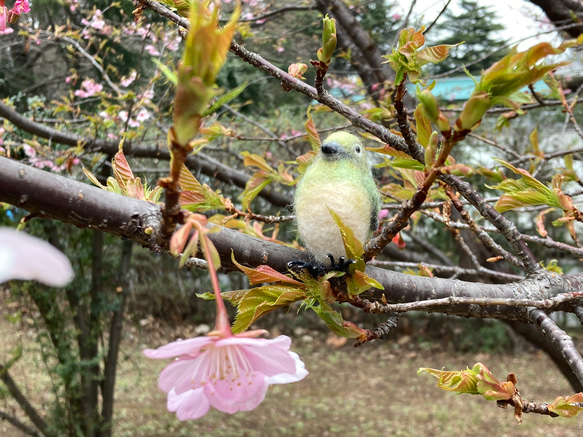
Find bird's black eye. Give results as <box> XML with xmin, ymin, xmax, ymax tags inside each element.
<box><xmin>356</xmin><ymin>146</ymin><xmax>361</xmax><ymax>153</ymax></box>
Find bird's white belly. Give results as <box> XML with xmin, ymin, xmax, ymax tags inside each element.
<box><xmin>295</xmin><ymin>181</ymin><xmax>372</xmax><ymax>262</ymax></box>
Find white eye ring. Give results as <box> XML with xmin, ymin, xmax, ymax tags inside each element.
<box><xmin>356</xmin><ymin>146</ymin><xmax>361</xmax><ymax>153</ymax></box>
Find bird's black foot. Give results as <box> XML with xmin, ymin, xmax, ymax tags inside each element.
<box><xmin>287</xmin><ymin>260</ymin><xmax>325</xmax><ymax>278</ymax></box>
<box><xmin>287</xmin><ymin>255</ymin><xmax>356</xmax><ymax>278</ymax></box>
<box><xmin>326</xmin><ymin>254</ymin><xmax>355</xmax><ymax>272</ymax></box>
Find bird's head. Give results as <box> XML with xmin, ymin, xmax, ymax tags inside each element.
<box><xmin>319</xmin><ymin>132</ymin><xmax>369</xmax><ymax>171</ymax></box>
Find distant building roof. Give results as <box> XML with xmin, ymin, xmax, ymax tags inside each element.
<box><xmin>406</xmin><ymin>76</ymin><xmax>552</xmax><ymax>102</ymax></box>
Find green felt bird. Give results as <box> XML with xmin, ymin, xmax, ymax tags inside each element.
<box><xmin>294</xmin><ymin>131</ymin><xmax>381</xmax><ymax>263</ymax></box>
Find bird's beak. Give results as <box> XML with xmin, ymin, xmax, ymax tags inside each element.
<box><xmin>321</xmin><ymin>141</ymin><xmax>344</xmax><ymax>159</ymax></box>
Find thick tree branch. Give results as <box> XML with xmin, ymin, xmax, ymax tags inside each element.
<box><xmin>529</xmin><ymin>309</ymin><xmax>583</xmax><ymax>388</ymax></box>
<box><xmin>3</xmin><ymin>158</ymin><xmax>583</xmax><ymax>323</ymax></box>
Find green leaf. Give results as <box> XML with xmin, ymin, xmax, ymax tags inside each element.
<box><xmin>313</xmin><ymin>302</ymin><xmax>367</xmax><ymax>339</ymax></box>
<box><xmin>495</xmin><ymin>191</ymin><xmax>550</xmax><ymax>212</ymax></box>
<box><xmin>230</xmin><ymin>285</ymin><xmax>307</xmax><ymax>333</ymax></box>
<box><xmin>548</xmin><ymin>393</ymin><xmax>583</xmax><ymax>418</ymax></box>
<box><xmin>202</xmin><ymin>81</ymin><xmax>248</xmax><ymax>117</ymax></box>
<box><xmin>179</xmin><ymin>165</ymin><xmax>225</xmax><ymax>211</ymax></box>
<box><xmin>240</xmin><ymin>173</ymin><xmax>272</xmax><ymax>212</ymax></box>
<box><xmin>327</xmin><ymin>207</ymin><xmax>364</xmax><ymax>261</ymax></box>
<box><xmin>475</xmin><ymin>363</ymin><xmax>515</xmax><ymax>401</ymax></box>
<box><xmin>152</xmin><ymin>58</ymin><xmax>177</xmax><ymax>85</ymax></box>
<box><xmin>231</xmin><ymin>252</ymin><xmax>304</xmax><ymax>286</ymax></box>
<box><xmin>391</xmin><ymin>158</ymin><xmax>426</xmax><ymax>171</ymax></box>
<box><xmin>418</xmin><ymin>365</ymin><xmax>480</xmax><ymax>395</ymax></box>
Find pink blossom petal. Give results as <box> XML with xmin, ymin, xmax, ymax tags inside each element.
<box><xmin>238</xmin><ymin>341</ymin><xmax>298</xmax><ymax>376</ymax></box>
<box><xmin>167</xmin><ymin>388</ymin><xmax>210</xmax><ymax>421</ymax></box>
<box><xmin>209</xmin><ymin>369</ymin><xmax>267</xmax><ymax>405</ymax></box>
<box><xmin>0</xmin><ymin>228</ymin><xmax>74</xmax><ymax>286</ymax></box>
<box><xmin>143</xmin><ymin>336</ymin><xmax>217</xmax><ymax>360</ymax></box>
<box><xmin>0</xmin><ymin>7</ymin><xmax>7</xmax><ymax>32</ymax></box>
<box><xmin>206</xmin><ymin>375</ymin><xmax>269</xmax><ymax>414</ymax></box>
<box><xmin>215</xmin><ymin>335</ymin><xmax>287</xmax><ymax>348</ymax></box>
<box><xmin>157</xmin><ymin>357</ymin><xmax>199</xmax><ymax>393</ymax></box>
<box><xmin>265</xmin><ymin>351</ymin><xmax>308</xmax><ymax>384</ymax></box>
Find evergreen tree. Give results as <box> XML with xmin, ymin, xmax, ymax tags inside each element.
<box><xmin>428</xmin><ymin>0</ymin><xmax>509</xmax><ymax>75</ymax></box>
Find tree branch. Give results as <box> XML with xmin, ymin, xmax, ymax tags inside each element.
<box><xmin>4</xmin><ymin>156</ymin><xmax>583</xmax><ymax>324</ymax></box>
<box><xmin>0</xmin><ymin>100</ymin><xmax>292</xmax><ymax>208</ymax></box>
<box><xmin>0</xmin><ymin>410</ymin><xmax>42</xmax><ymax>437</ymax></box>
<box><xmin>0</xmin><ymin>365</ymin><xmax>51</xmax><ymax>436</ymax></box>
<box><xmin>529</xmin><ymin>309</ymin><xmax>583</xmax><ymax>388</ymax></box>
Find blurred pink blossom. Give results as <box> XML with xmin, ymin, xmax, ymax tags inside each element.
<box><xmin>140</xmin><ymin>89</ymin><xmax>154</xmax><ymax>102</ymax></box>
<box><xmin>121</xmin><ymin>70</ymin><xmax>137</xmax><ymax>87</ymax></box>
<box><xmin>145</xmin><ymin>44</ymin><xmax>160</xmax><ymax>56</ymax></box>
<box><xmin>0</xmin><ymin>228</ymin><xmax>74</xmax><ymax>286</ymax></box>
<box><xmin>163</xmin><ymin>33</ymin><xmax>181</xmax><ymax>52</ymax></box>
<box><xmin>1</xmin><ymin>2</ymin><xmax>7</xmax><ymax>30</ymax></box>
<box><xmin>81</xmin><ymin>8</ymin><xmax>104</xmax><ymax>30</ymax></box>
<box><xmin>118</xmin><ymin>110</ymin><xmax>140</xmax><ymax>128</ymax></box>
<box><xmin>1</xmin><ymin>0</ymin><xmax>30</xmax><ymax>33</ymax></box>
<box><xmin>22</xmin><ymin>143</ymin><xmax>36</xmax><ymax>158</ymax></box>
<box><xmin>392</xmin><ymin>13</ymin><xmax>402</xmax><ymax>21</ymax></box>
<box><xmin>135</xmin><ymin>108</ymin><xmax>150</xmax><ymax>122</ymax></box>
<box><xmin>12</xmin><ymin>0</ymin><xmax>30</xmax><ymax>14</ymax></box>
<box><xmin>378</xmin><ymin>209</ymin><xmax>389</xmax><ymax>222</ymax></box>
<box><xmin>74</xmin><ymin>79</ymin><xmax>103</xmax><ymax>98</ymax></box>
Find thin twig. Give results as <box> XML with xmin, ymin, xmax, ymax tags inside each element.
<box><xmin>223</xmin><ymin>104</ymin><xmax>296</xmax><ymax>155</ymax></box>
<box><xmin>58</xmin><ymin>35</ymin><xmax>122</xmax><ymax>95</ymax></box>
<box><xmin>423</xmin><ymin>0</ymin><xmax>452</xmax><ymax>36</ymax></box>
<box><xmin>368</xmin><ymin>259</ymin><xmax>523</xmax><ymax>282</ymax></box>
<box><xmin>468</xmin><ymin>133</ymin><xmax>522</xmax><ymax>160</ymax></box>
<box><xmin>446</xmin><ymin>186</ymin><xmax>522</xmax><ymax>268</ymax></box>
<box><xmin>355</xmin><ymin>291</ymin><xmax>583</xmax><ymax>314</ymax></box>
<box><xmin>391</xmin><ymin>0</ymin><xmax>417</xmax><ymax>47</ymax></box>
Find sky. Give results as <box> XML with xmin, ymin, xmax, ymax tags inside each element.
<box><xmin>408</xmin><ymin>0</ymin><xmax>559</xmax><ymax>50</ymax></box>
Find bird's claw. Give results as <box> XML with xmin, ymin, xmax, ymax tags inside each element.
<box><xmin>326</xmin><ymin>254</ymin><xmax>355</xmax><ymax>272</ymax></box>
<box><xmin>287</xmin><ymin>255</ymin><xmax>356</xmax><ymax>278</ymax></box>
<box><xmin>287</xmin><ymin>260</ymin><xmax>324</xmax><ymax>278</ymax></box>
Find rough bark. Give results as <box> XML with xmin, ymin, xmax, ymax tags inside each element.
<box><xmin>3</xmin><ymin>157</ymin><xmax>583</xmax><ymax>322</ymax></box>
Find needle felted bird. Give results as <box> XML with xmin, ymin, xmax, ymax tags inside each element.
<box><xmin>293</xmin><ymin>131</ymin><xmax>381</xmax><ymax>265</ymax></box>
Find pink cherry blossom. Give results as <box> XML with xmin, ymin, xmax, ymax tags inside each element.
<box><xmin>1</xmin><ymin>4</ymin><xmax>8</xmax><ymax>33</ymax></box>
<box><xmin>74</xmin><ymin>79</ymin><xmax>103</xmax><ymax>98</ymax></box>
<box><xmin>144</xmin><ymin>238</ymin><xmax>307</xmax><ymax>421</ymax></box>
<box><xmin>12</xmin><ymin>0</ymin><xmax>29</xmax><ymax>14</ymax></box>
<box><xmin>0</xmin><ymin>228</ymin><xmax>74</xmax><ymax>286</ymax></box>
<box><xmin>144</xmin><ymin>333</ymin><xmax>307</xmax><ymax>420</ymax></box>
<box><xmin>145</xmin><ymin>44</ymin><xmax>160</xmax><ymax>56</ymax></box>
<box><xmin>120</xmin><ymin>70</ymin><xmax>137</xmax><ymax>87</ymax></box>
<box><xmin>135</xmin><ymin>108</ymin><xmax>150</xmax><ymax>122</ymax></box>
<box><xmin>2</xmin><ymin>0</ymin><xmax>29</xmax><ymax>31</ymax></box>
